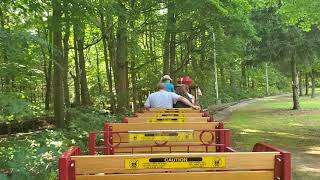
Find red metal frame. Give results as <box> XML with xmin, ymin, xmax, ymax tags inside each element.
<box><xmin>58</xmin><ymin>146</ymin><xmax>81</xmax><ymax>180</ymax></box>
<box><xmin>215</xmin><ymin>122</ymin><xmax>230</xmax><ymax>152</ymax></box>
<box><xmin>253</xmin><ymin>143</ymin><xmax>291</xmax><ymax>180</ymax></box>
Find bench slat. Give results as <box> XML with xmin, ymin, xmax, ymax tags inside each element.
<box><xmin>110</xmin><ymin>122</ymin><xmax>218</xmax><ymax>131</ymax></box>
<box><xmin>145</xmin><ymin>108</ymin><xmax>201</xmax><ymax>113</ymax></box>
<box><xmin>136</xmin><ymin>113</ymin><xmax>204</xmax><ymax>117</ymax></box>
<box><xmin>126</xmin><ymin>117</ymin><xmax>210</xmax><ymax>123</ymax></box>
<box><xmin>71</xmin><ymin>152</ymin><xmax>278</xmax><ymax>174</ymax></box>
<box><xmin>76</xmin><ymin>171</ymin><xmax>274</xmax><ymax>180</ymax></box>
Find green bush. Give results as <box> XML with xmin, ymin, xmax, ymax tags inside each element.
<box><xmin>0</xmin><ymin>93</ymin><xmax>33</xmax><ymax>123</ymax></box>
<box><xmin>0</xmin><ymin>108</ymin><xmax>114</xmax><ymax>180</ymax></box>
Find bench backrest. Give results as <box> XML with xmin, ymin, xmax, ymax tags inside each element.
<box><xmin>144</xmin><ymin>108</ymin><xmax>201</xmax><ymax>113</ymax></box>
<box><xmin>59</xmin><ymin>143</ymin><xmax>291</xmax><ymax>180</ymax></box>
<box><xmin>135</xmin><ymin>112</ymin><xmax>205</xmax><ymax>117</ymax></box>
<box><xmin>88</xmin><ymin>122</ymin><xmax>230</xmax><ymax>155</ymax></box>
<box><xmin>122</xmin><ymin>116</ymin><xmax>213</xmax><ymax>123</ymax></box>
<box><xmin>71</xmin><ymin>152</ymin><xmax>279</xmax><ymax>180</ymax></box>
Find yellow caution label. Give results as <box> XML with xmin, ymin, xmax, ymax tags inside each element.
<box><xmin>148</xmin><ymin>117</ymin><xmax>186</xmax><ymax>123</ymax></box>
<box><xmin>156</xmin><ymin>113</ymin><xmax>185</xmax><ymax>118</ymax></box>
<box><xmin>125</xmin><ymin>156</ymin><xmax>226</xmax><ymax>169</ymax></box>
<box><xmin>128</xmin><ymin>130</ymin><xmax>193</xmax><ymax>142</ymax></box>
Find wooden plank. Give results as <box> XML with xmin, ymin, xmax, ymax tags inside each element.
<box><xmin>110</xmin><ymin>122</ymin><xmax>218</xmax><ymax>132</ymax></box>
<box><xmin>77</xmin><ymin>171</ymin><xmax>273</xmax><ymax>180</ymax></box>
<box><xmin>145</xmin><ymin>108</ymin><xmax>201</xmax><ymax>113</ymax></box>
<box><xmin>71</xmin><ymin>152</ymin><xmax>278</xmax><ymax>174</ymax></box>
<box><xmin>126</xmin><ymin>117</ymin><xmax>210</xmax><ymax>123</ymax></box>
<box><xmin>136</xmin><ymin>113</ymin><xmax>204</xmax><ymax>117</ymax></box>
<box><xmin>113</xmin><ymin>143</ymin><xmax>216</xmax><ymax>154</ymax></box>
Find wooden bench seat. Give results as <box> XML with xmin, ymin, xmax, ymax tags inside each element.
<box><xmin>88</xmin><ymin>122</ymin><xmax>230</xmax><ymax>155</ymax></box>
<box><xmin>144</xmin><ymin>108</ymin><xmax>202</xmax><ymax>113</ymax></box>
<box><xmin>59</xmin><ymin>143</ymin><xmax>291</xmax><ymax>180</ymax></box>
<box><xmin>135</xmin><ymin>112</ymin><xmax>205</xmax><ymax>118</ymax></box>
<box><xmin>121</xmin><ymin>116</ymin><xmax>213</xmax><ymax>123</ymax></box>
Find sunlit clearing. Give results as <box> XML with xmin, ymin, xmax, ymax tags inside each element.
<box><xmin>305</xmin><ymin>147</ymin><xmax>320</xmax><ymax>155</ymax></box>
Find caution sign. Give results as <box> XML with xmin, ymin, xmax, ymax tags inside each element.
<box><xmin>125</xmin><ymin>156</ymin><xmax>226</xmax><ymax>169</ymax></box>
<box><xmin>128</xmin><ymin>130</ymin><xmax>193</xmax><ymax>142</ymax></box>
<box><xmin>156</xmin><ymin>113</ymin><xmax>185</xmax><ymax>118</ymax></box>
<box><xmin>148</xmin><ymin>117</ymin><xmax>186</xmax><ymax>123</ymax></box>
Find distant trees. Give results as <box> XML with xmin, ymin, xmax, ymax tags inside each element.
<box><xmin>1</xmin><ymin>0</ymin><xmax>320</xmax><ymax>127</ymax></box>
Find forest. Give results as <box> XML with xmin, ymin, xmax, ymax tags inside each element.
<box><xmin>0</xmin><ymin>0</ymin><xmax>320</xmax><ymax>179</ymax></box>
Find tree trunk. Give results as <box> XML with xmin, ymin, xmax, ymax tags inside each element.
<box><xmin>241</xmin><ymin>62</ymin><xmax>247</xmax><ymax>89</ymax></box>
<box><xmin>52</xmin><ymin>0</ymin><xmax>65</xmax><ymax>128</ymax></box>
<box><xmin>162</xmin><ymin>0</ymin><xmax>175</xmax><ymax>75</ymax></box>
<box><xmin>169</xmin><ymin>1</ymin><xmax>176</xmax><ymax>77</ymax></box>
<box><xmin>62</xmin><ymin>5</ymin><xmax>71</xmax><ymax>108</ymax></box>
<box><xmin>73</xmin><ymin>25</ymin><xmax>81</xmax><ymax>106</ymax></box>
<box><xmin>45</xmin><ymin>28</ymin><xmax>53</xmax><ymax>111</ymax></box>
<box><xmin>311</xmin><ymin>69</ymin><xmax>316</xmax><ymax>98</ymax></box>
<box><xmin>163</xmin><ymin>30</ymin><xmax>170</xmax><ymax>75</ymax></box>
<box><xmin>106</xmin><ymin>14</ymin><xmax>118</xmax><ymax>110</ymax></box>
<box><xmin>219</xmin><ymin>65</ymin><xmax>225</xmax><ymax>88</ymax></box>
<box><xmin>0</xmin><ymin>8</ymin><xmax>10</xmax><ymax>89</ymax></box>
<box><xmin>77</xmin><ymin>26</ymin><xmax>91</xmax><ymax>106</ymax></box>
<box><xmin>100</xmin><ymin>13</ymin><xmax>116</xmax><ymax>113</ymax></box>
<box><xmin>291</xmin><ymin>58</ymin><xmax>300</xmax><ymax>110</ymax></box>
<box><xmin>230</xmin><ymin>63</ymin><xmax>237</xmax><ymax>95</ymax></box>
<box><xmin>115</xmin><ymin>2</ymin><xmax>129</xmax><ymax>113</ymax></box>
<box><xmin>95</xmin><ymin>45</ymin><xmax>105</xmax><ymax>109</ymax></box>
<box><xmin>298</xmin><ymin>71</ymin><xmax>303</xmax><ymax>96</ymax></box>
<box><xmin>305</xmin><ymin>73</ymin><xmax>309</xmax><ymax>95</ymax></box>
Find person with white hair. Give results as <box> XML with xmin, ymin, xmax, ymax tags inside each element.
<box><xmin>144</xmin><ymin>83</ymin><xmax>200</xmax><ymax>109</ymax></box>
<box><xmin>161</xmin><ymin>75</ymin><xmax>175</xmax><ymax>92</ymax></box>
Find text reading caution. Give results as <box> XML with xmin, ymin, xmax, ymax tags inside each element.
<box><xmin>125</xmin><ymin>156</ymin><xmax>226</xmax><ymax>169</ymax></box>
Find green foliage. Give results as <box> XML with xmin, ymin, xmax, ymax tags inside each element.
<box><xmin>0</xmin><ymin>108</ymin><xmax>114</xmax><ymax>179</ymax></box>
<box><xmin>0</xmin><ymin>93</ymin><xmax>33</xmax><ymax>122</ymax></box>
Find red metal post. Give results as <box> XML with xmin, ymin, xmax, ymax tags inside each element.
<box><xmin>69</xmin><ymin>160</ymin><xmax>75</xmax><ymax>180</ymax></box>
<box><xmin>88</xmin><ymin>131</ymin><xmax>96</xmax><ymax>155</ymax></box>
<box><xmin>224</xmin><ymin>129</ymin><xmax>231</xmax><ymax>147</ymax></box>
<box><xmin>253</xmin><ymin>143</ymin><xmax>291</xmax><ymax>180</ymax></box>
<box><xmin>58</xmin><ymin>146</ymin><xmax>82</xmax><ymax>180</ymax></box>
<box><xmin>121</xmin><ymin>117</ymin><xmax>129</xmax><ymax>123</ymax></box>
<box><xmin>59</xmin><ymin>156</ymin><xmax>68</xmax><ymax>180</ymax></box>
<box><xmin>215</xmin><ymin>122</ymin><xmax>225</xmax><ymax>152</ymax></box>
<box><xmin>109</xmin><ymin>124</ymin><xmax>114</xmax><ymax>155</ymax></box>
<box><xmin>104</xmin><ymin>123</ymin><xmax>109</xmax><ymax>155</ymax></box>
<box><xmin>202</xmin><ymin>111</ymin><xmax>209</xmax><ymax>117</ymax></box>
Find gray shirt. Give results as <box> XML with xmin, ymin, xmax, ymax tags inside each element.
<box><xmin>144</xmin><ymin>90</ymin><xmax>181</xmax><ymax>108</ymax></box>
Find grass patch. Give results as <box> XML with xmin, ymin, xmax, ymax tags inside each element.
<box><xmin>227</xmin><ymin>95</ymin><xmax>320</xmax><ymax>180</ymax></box>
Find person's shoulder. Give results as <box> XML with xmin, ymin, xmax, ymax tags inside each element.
<box><xmin>169</xmin><ymin>92</ymin><xmax>180</xmax><ymax>97</ymax></box>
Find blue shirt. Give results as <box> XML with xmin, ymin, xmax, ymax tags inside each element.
<box><xmin>164</xmin><ymin>82</ymin><xmax>175</xmax><ymax>92</ymax></box>
<box><xmin>144</xmin><ymin>90</ymin><xmax>181</xmax><ymax>108</ymax></box>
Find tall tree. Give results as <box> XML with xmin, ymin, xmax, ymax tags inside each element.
<box><xmin>52</xmin><ymin>0</ymin><xmax>65</xmax><ymax>127</ymax></box>
<box><xmin>115</xmin><ymin>1</ymin><xmax>129</xmax><ymax>113</ymax></box>
<box><xmin>62</xmin><ymin>0</ymin><xmax>71</xmax><ymax>109</ymax></box>
<box><xmin>99</xmin><ymin>3</ymin><xmax>116</xmax><ymax>113</ymax></box>
<box><xmin>77</xmin><ymin>23</ymin><xmax>91</xmax><ymax>106</ymax></box>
